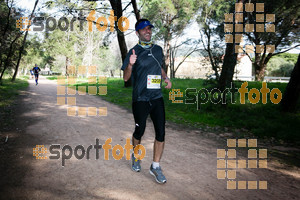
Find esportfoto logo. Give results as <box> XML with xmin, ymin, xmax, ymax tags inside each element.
<box><xmin>169</xmin><ymin>82</ymin><xmax>282</xmax><ymax>109</ymax></box>
<box><xmin>17</xmin><ymin>10</ymin><xmax>129</xmax><ymax>32</ymax></box>
<box><xmin>33</xmin><ymin>138</ymin><xmax>146</xmax><ymax>166</ymax></box>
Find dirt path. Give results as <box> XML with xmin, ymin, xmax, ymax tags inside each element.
<box><xmin>0</xmin><ymin>76</ymin><xmax>299</xmax><ymax>200</ymax></box>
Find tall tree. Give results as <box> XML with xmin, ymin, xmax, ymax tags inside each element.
<box><xmin>109</xmin><ymin>0</ymin><xmax>133</xmax><ymax>87</ymax></box>
<box><xmin>197</xmin><ymin>0</ymin><xmax>232</xmax><ymax>81</ymax></box>
<box><xmin>11</xmin><ymin>0</ymin><xmax>39</xmax><ymax>82</ymax></box>
<box><xmin>243</xmin><ymin>0</ymin><xmax>300</xmax><ymax>81</ymax></box>
<box><xmin>109</xmin><ymin>0</ymin><xmax>128</xmax><ymax>62</ymax></box>
<box><xmin>169</xmin><ymin>38</ymin><xmax>201</xmax><ymax>78</ymax></box>
<box><xmin>218</xmin><ymin>0</ymin><xmax>299</xmax><ymax>90</ymax></box>
<box><xmin>218</xmin><ymin>0</ymin><xmax>242</xmax><ymax>91</ymax></box>
<box><xmin>131</xmin><ymin>0</ymin><xmax>140</xmax><ymax>20</ymax></box>
<box><xmin>0</xmin><ymin>0</ymin><xmax>24</xmax><ymax>83</ymax></box>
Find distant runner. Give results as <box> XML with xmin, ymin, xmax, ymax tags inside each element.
<box><xmin>32</xmin><ymin>64</ymin><xmax>41</xmax><ymax>85</ymax></box>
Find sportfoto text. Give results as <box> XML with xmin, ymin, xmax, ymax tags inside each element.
<box><xmin>47</xmin><ymin>138</ymin><xmax>145</xmax><ymax>166</ymax></box>
<box><xmin>170</xmin><ymin>82</ymin><xmax>282</xmax><ymax>110</ymax></box>
<box><xmin>27</xmin><ymin>10</ymin><xmax>129</xmax><ymax>32</ymax></box>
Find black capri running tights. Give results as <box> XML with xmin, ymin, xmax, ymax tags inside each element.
<box><xmin>132</xmin><ymin>97</ymin><xmax>165</xmax><ymax>142</ymax></box>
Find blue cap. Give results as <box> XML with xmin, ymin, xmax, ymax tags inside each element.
<box><xmin>135</xmin><ymin>20</ymin><xmax>154</xmax><ymax>31</ymax></box>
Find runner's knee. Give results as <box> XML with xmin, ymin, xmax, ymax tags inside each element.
<box><xmin>133</xmin><ymin>123</ymin><xmax>146</xmax><ymax>140</ymax></box>
<box><xmin>155</xmin><ymin>131</ymin><xmax>165</xmax><ymax>142</ymax></box>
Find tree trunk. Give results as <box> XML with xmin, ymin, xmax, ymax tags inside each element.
<box><xmin>109</xmin><ymin>0</ymin><xmax>128</xmax><ymax>60</ymax></box>
<box><xmin>0</xmin><ymin>66</ymin><xmax>6</xmax><ymax>84</ymax></box>
<box><xmin>0</xmin><ymin>58</ymin><xmax>6</xmax><ymax>84</ymax></box>
<box><xmin>280</xmin><ymin>54</ymin><xmax>300</xmax><ymax>112</ymax></box>
<box><xmin>204</xmin><ymin>27</ymin><xmax>220</xmax><ymax>80</ymax></box>
<box><xmin>218</xmin><ymin>43</ymin><xmax>237</xmax><ymax>91</ymax></box>
<box><xmin>169</xmin><ymin>45</ymin><xmax>174</xmax><ymax>78</ymax></box>
<box><xmin>164</xmin><ymin>39</ymin><xmax>171</xmax><ymax>75</ymax></box>
<box><xmin>218</xmin><ymin>0</ymin><xmax>244</xmax><ymax>91</ymax></box>
<box><xmin>207</xmin><ymin>48</ymin><xmax>220</xmax><ymax>80</ymax></box>
<box><xmin>254</xmin><ymin>63</ymin><xmax>267</xmax><ymax>81</ymax></box>
<box><xmin>11</xmin><ymin>33</ymin><xmax>29</xmax><ymax>82</ymax></box>
<box><xmin>131</xmin><ymin>0</ymin><xmax>140</xmax><ymax>20</ymax></box>
<box><xmin>66</xmin><ymin>56</ymin><xmax>69</xmax><ymax>76</ymax></box>
<box><xmin>11</xmin><ymin>0</ymin><xmax>39</xmax><ymax>82</ymax></box>
<box><xmin>109</xmin><ymin>0</ymin><xmax>130</xmax><ymax>87</ymax></box>
<box><xmin>0</xmin><ymin>34</ymin><xmax>21</xmax><ymax>83</ymax></box>
<box><xmin>170</xmin><ymin>69</ymin><xmax>175</xmax><ymax>79</ymax></box>
<box><xmin>0</xmin><ymin>44</ymin><xmax>15</xmax><ymax>82</ymax></box>
<box><xmin>0</xmin><ymin>0</ymin><xmax>13</xmax><ymax>55</ymax></box>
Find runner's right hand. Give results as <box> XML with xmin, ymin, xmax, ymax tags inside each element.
<box><xmin>129</xmin><ymin>49</ymin><xmax>137</xmax><ymax>66</ymax></box>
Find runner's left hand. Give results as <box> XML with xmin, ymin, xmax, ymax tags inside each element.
<box><xmin>164</xmin><ymin>79</ymin><xmax>172</xmax><ymax>89</ymax></box>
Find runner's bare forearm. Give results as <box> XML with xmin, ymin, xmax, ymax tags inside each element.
<box><xmin>161</xmin><ymin>69</ymin><xmax>169</xmax><ymax>80</ymax></box>
<box><xmin>123</xmin><ymin>64</ymin><xmax>133</xmax><ymax>82</ymax></box>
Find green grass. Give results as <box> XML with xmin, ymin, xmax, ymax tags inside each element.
<box><xmin>52</xmin><ymin>76</ymin><xmax>300</xmax><ymax>144</ymax></box>
<box><xmin>164</xmin><ymin>79</ymin><xmax>299</xmax><ymax>143</ymax></box>
<box><xmin>0</xmin><ymin>76</ymin><xmax>29</xmax><ymax>108</ymax></box>
<box><xmin>45</xmin><ymin>76</ymin><xmax>58</xmax><ymax>80</ymax></box>
<box><xmin>0</xmin><ymin>77</ymin><xmax>29</xmax><ymax>130</ymax></box>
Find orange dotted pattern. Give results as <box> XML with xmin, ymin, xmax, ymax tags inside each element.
<box><xmin>217</xmin><ymin>139</ymin><xmax>268</xmax><ymax>190</ymax></box>
<box><xmin>16</xmin><ymin>17</ymin><xmax>31</xmax><ymax>31</ymax></box>
<box><xmin>169</xmin><ymin>89</ymin><xmax>183</xmax><ymax>103</ymax></box>
<box><xmin>56</xmin><ymin>66</ymin><xmax>107</xmax><ymax>117</ymax></box>
<box><xmin>33</xmin><ymin>145</ymin><xmax>48</xmax><ymax>159</ymax></box>
<box><xmin>224</xmin><ymin>3</ymin><xmax>275</xmax><ymax>54</ymax></box>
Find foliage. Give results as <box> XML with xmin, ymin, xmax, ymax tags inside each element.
<box><xmin>197</xmin><ymin>0</ymin><xmax>234</xmax><ymax>79</ymax></box>
<box><xmin>142</xmin><ymin>0</ymin><xmax>200</xmax><ymax>41</ymax></box>
<box><xmin>141</xmin><ymin>0</ymin><xmax>201</xmax><ymax>77</ymax></box>
<box><xmin>243</xmin><ymin>0</ymin><xmax>299</xmax><ymax>80</ymax></box>
<box><xmin>0</xmin><ymin>0</ymin><xmax>24</xmax><ymax>80</ymax></box>
<box><xmin>272</xmin><ymin>53</ymin><xmax>299</xmax><ymax>64</ymax></box>
<box><xmin>98</xmin><ymin>46</ymin><xmax>121</xmax><ymax>76</ymax></box>
<box><xmin>20</xmin><ymin>35</ymin><xmax>44</xmax><ymax>72</ymax></box>
<box><xmin>267</xmin><ymin>57</ymin><xmax>294</xmax><ymax>77</ymax></box>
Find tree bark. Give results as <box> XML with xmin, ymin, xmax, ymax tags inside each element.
<box><xmin>207</xmin><ymin>48</ymin><xmax>220</xmax><ymax>80</ymax></box>
<box><xmin>254</xmin><ymin>63</ymin><xmax>267</xmax><ymax>81</ymax></box>
<box><xmin>164</xmin><ymin>38</ymin><xmax>171</xmax><ymax>75</ymax></box>
<box><xmin>0</xmin><ymin>45</ymin><xmax>15</xmax><ymax>82</ymax></box>
<box><xmin>280</xmin><ymin>54</ymin><xmax>300</xmax><ymax>112</ymax></box>
<box><xmin>254</xmin><ymin>50</ymin><xmax>273</xmax><ymax>81</ymax></box>
<box><xmin>109</xmin><ymin>0</ymin><xmax>128</xmax><ymax>61</ymax></box>
<box><xmin>131</xmin><ymin>0</ymin><xmax>140</xmax><ymax>20</ymax></box>
<box><xmin>0</xmin><ymin>0</ymin><xmax>14</xmax><ymax>54</ymax></box>
<box><xmin>65</xmin><ymin>56</ymin><xmax>69</xmax><ymax>76</ymax></box>
<box><xmin>218</xmin><ymin>0</ymin><xmax>244</xmax><ymax>91</ymax></box>
<box><xmin>218</xmin><ymin>43</ymin><xmax>237</xmax><ymax>91</ymax></box>
<box><xmin>0</xmin><ymin>65</ymin><xmax>6</xmax><ymax>85</ymax></box>
<box><xmin>109</xmin><ymin>0</ymin><xmax>130</xmax><ymax>87</ymax></box>
<box><xmin>0</xmin><ymin>35</ymin><xmax>20</xmax><ymax>83</ymax></box>
<box><xmin>205</xmin><ymin>27</ymin><xmax>220</xmax><ymax>80</ymax></box>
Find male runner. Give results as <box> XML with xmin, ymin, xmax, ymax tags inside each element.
<box><xmin>32</xmin><ymin>64</ymin><xmax>41</xmax><ymax>85</ymax></box>
<box><xmin>121</xmin><ymin>19</ymin><xmax>171</xmax><ymax>184</ymax></box>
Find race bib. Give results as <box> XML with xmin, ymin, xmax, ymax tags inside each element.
<box><xmin>147</xmin><ymin>75</ymin><xmax>161</xmax><ymax>89</ymax></box>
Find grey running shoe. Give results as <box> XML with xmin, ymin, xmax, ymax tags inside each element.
<box><xmin>131</xmin><ymin>154</ymin><xmax>141</xmax><ymax>172</ymax></box>
<box><xmin>149</xmin><ymin>164</ymin><xmax>167</xmax><ymax>184</ymax></box>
